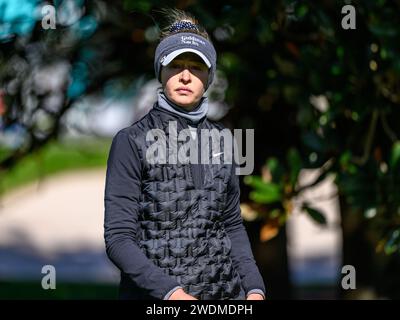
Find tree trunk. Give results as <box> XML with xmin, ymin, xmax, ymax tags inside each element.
<box><xmin>245</xmin><ymin>220</ymin><xmax>292</xmax><ymax>299</ymax></box>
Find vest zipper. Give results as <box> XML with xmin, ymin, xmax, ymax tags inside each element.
<box><xmin>176</xmin><ymin>117</ymin><xmax>204</xmax><ymax>189</ymax></box>
<box><xmin>196</xmin><ymin>125</ymin><xmax>204</xmax><ymax>189</ymax></box>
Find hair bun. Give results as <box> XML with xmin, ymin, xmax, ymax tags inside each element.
<box><xmin>169</xmin><ymin>20</ymin><xmax>199</xmax><ymax>33</ymax></box>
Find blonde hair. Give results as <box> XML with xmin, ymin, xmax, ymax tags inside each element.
<box><xmin>156</xmin><ymin>8</ymin><xmax>210</xmax><ymax>41</ymax></box>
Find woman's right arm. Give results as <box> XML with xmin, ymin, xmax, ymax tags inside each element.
<box><xmin>104</xmin><ymin>129</ymin><xmax>185</xmax><ymax>300</ymax></box>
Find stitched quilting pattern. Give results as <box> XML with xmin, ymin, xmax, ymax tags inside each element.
<box><xmin>133</xmin><ymin>110</ymin><xmax>241</xmax><ymax>300</ymax></box>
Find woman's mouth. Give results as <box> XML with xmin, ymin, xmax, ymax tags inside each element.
<box><xmin>176</xmin><ymin>87</ymin><xmax>192</xmax><ymax>94</ymax></box>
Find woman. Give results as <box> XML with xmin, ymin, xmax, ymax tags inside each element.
<box><xmin>104</xmin><ymin>9</ymin><xmax>266</xmax><ymax>300</ymax></box>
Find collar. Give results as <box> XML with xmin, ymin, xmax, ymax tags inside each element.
<box><xmin>155</xmin><ymin>91</ymin><xmax>208</xmax><ymax>126</ymax></box>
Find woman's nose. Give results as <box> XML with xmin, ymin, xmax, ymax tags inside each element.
<box><xmin>180</xmin><ymin>68</ymin><xmax>191</xmax><ymax>82</ymax></box>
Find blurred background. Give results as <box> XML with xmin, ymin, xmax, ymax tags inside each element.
<box><xmin>1</xmin><ymin>0</ymin><xmax>400</xmax><ymax>300</ymax></box>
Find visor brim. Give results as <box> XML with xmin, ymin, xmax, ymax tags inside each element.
<box><xmin>161</xmin><ymin>48</ymin><xmax>211</xmax><ymax>68</ymax></box>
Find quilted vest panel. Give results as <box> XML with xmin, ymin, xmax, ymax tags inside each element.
<box><xmin>134</xmin><ymin>108</ymin><xmax>242</xmax><ymax>300</ymax></box>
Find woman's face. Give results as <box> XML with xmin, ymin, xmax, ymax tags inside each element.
<box><xmin>161</xmin><ymin>52</ymin><xmax>209</xmax><ymax>111</ymax></box>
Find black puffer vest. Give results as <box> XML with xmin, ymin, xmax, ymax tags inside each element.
<box><xmin>126</xmin><ymin>104</ymin><xmax>243</xmax><ymax>300</ymax></box>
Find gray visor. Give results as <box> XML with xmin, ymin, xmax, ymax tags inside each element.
<box><xmin>154</xmin><ymin>32</ymin><xmax>217</xmax><ymax>89</ymax></box>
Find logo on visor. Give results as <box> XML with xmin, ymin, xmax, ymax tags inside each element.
<box><xmin>181</xmin><ymin>35</ymin><xmax>205</xmax><ymax>47</ymax></box>
<box><xmin>160</xmin><ymin>56</ymin><xmax>166</xmax><ymax>64</ymax></box>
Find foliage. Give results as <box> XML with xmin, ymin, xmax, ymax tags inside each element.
<box><xmin>2</xmin><ymin>0</ymin><xmax>400</xmax><ymax>296</ymax></box>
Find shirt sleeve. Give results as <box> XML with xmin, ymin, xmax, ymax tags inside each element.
<box><xmin>104</xmin><ymin>129</ymin><xmax>180</xmax><ymax>300</ymax></box>
<box><xmin>163</xmin><ymin>286</ymin><xmax>183</xmax><ymax>300</ymax></box>
<box><xmin>247</xmin><ymin>289</ymin><xmax>266</xmax><ymax>299</ymax></box>
<box><xmin>222</xmin><ymin>162</ymin><xmax>267</xmax><ymax>298</ymax></box>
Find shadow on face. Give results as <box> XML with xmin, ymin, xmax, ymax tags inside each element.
<box><xmin>161</xmin><ymin>52</ymin><xmax>209</xmax><ymax>111</ymax></box>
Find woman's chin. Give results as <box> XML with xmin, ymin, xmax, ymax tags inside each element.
<box><xmin>172</xmin><ymin>97</ymin><xmax>198</xmax><ymax>110</ymax></box>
